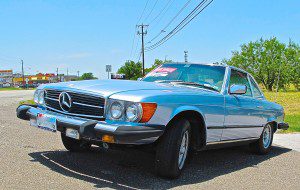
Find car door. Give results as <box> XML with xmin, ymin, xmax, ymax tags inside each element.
<box><xmin>248</xmin><ymin>75</ymin><xmax>265</xmax><ymax>133</ymax></box>
<box><xmin>222</xmin><ymin>69</ymin><xmax>263</xmax><ymax>141</ymax></box>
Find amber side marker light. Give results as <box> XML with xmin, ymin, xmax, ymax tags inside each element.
<box><xmin>102</xmin><ymin>135</ymin><xmax>115</xmax><ymax>143</ymax></box>
<box><xmin>140</xmin><ymin>103</ymin><xmax>157</xmax><ymax>123</ymax></box>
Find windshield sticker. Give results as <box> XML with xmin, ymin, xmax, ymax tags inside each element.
<box><xmin>153</xmin><ymin>67</ymin><xmax>177</xmax><ymax>73</ymax></box>
<box><xmin>148</xmin><ymin>67</ymin><xmax>177</xmax><ymax>77</ymax></box>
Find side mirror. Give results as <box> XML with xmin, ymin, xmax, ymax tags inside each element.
<box><xmin>137</xmin><ymin>78</ymin><xmax>142</xmax><ymax>81</ymax></box>
<box><xmin>229</xmin><ymin>84</ymin><xmax>247</xmax><ymax>95</ymax></box>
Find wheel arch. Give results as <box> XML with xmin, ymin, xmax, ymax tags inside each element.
<box><xmin>267</xmin><ymin>121</ymin><xmax>278</xmax><ymax>133</ymax></box>
<box><xmin>266</xmin><ymin>117</ymin><xmax>279</xmax><ymax>133</ymax></box>
<box><xmin>164</xmin><ymin>108</ymin><xmax>207</xmax><ymax>150</ymax></box>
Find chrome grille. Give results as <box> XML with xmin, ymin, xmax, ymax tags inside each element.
<box><xmin>44</xmin><ymin>89</ymin><xmax>105</xmax><ymax>119</ymax></box>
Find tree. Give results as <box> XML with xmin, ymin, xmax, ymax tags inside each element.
<box><xmin>117</xmin><ymin>59</ymin><xmax>173</xmax><ymax>80</ymax></box>
<box><xmin>117</xmin><ymin>60</ymin><xmax>143</xmax><ymax>80</ymax></box>
<box><xmin>285</xmin><ymin>41</ymin><xmax>300</xmax><ymax>90</ymax></box>
<box><xmin>223</xmin><ymin>37</ymin><xmax>299</xmax><ymax>91</ymax></box>
<box><xmin>80</xmin><ymin>73</ymin><xmax>97</xmax><ymax>80</ymax></box>
<box><xmin>145</xmin><ymin>59</ymin><xmax>172</xmax><ymax>74</ymax></box>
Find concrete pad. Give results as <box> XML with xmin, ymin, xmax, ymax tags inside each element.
<box><xmin>274</xmin><ymin>133</ymin><xmax>300</xmax><ymax>152</ymax></box>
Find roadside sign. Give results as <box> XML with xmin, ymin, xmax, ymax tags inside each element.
<box><xmin>106</xmin><ymin>65</ymin><xmax>112</xmax><ymax>72</ymax></box>
<box><xmin>111</xmin><ymin>73</ymin><xmax>126</xmax><ymax>80</ymax></box>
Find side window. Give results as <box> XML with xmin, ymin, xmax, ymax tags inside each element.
<box><xmin>250</xmin><ymin>77</ymin><xmax>263</xmax><ymax>98</ymax></box>
<box><xmin>229</xmin><ymin>69</ymin><xmax>252</xmax><ymax>96</ymax></box>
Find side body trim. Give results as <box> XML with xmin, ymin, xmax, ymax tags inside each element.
<box><xmin>206</xmin><ymin>137</ymin><xmax>259</xmax><ymax>145</ymax></box>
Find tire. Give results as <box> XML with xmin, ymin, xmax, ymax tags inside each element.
<box><xmin>61</xmin><ymin>133</ymin><xmax>91</xmax><ymax>152</ymax></box>
<box><xmin>155</xmin><ymin>119</ymin><xmax>191</xmax><ymax>179</ymax></box>
<box><xmin>250</xmin><ymin>123</ymin><xmax>274</xmax><ymax>154</ymax></box>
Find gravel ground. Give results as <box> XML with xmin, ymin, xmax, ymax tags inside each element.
<box><xmin>0</xmin><ymin>90</ymin><xmax>299</xmax><ymax>190</ymax></box>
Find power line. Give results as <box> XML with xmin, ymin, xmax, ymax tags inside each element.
<box><xmin>148</xmin><ymin>0</ymin><xmax>176</xmax><ymax>31</ymax></box>
<box><xmin>146</xmin><ymin>0</ymin><xmax>213</xmax><ymax>52</ymax></box>
<box><xmin>148</xmin><ymin>0</ymin><xmax>193</xmax><ymax>43</ymax></box>
<box><xmin>136</xmin><ymin>50</ymin><xmax>142</xmax><ymax>63</ymax></box>
<box><xmin>136</xmin><ymin>0</ymin><xmax>150</xmax><ymax>25</ymax></box>
<box><xmin>148</xmin><ymin>0</ymin><xmax>192</xmax><ymax>43</ymax></box>
<box><xmin>146</xmin><ymin>0</ymin><xmax>210</xmax><ymax>51</ymax></box>
<box><xmin>148</xmin><ymin>0</ymin><xmax>174</xmax><ymax>25</ymax></box>
<box><xmin>130</xmin><ymin>0</ymin><xmax>150</xmax><ymax>60</ymax></box>
<box><xmin>133</xmin><ymin>36</ymin><xmax>141</xmax><ymax>61</ymax></box>
<box><xmin>129</xmin><ymin>27</ymin><xmax>138</xmax><ymax>59</ymax></box>
<box><xmin>142</xmin><ymin>0</ymin><xmax>159</xmax><ymax>23</ymax></box>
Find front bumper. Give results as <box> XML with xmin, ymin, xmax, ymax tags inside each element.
<box><xmin>16</xmin><ymin>105</ymin><xmax>165</xmax><ymax>145</ymax></box>
<box><xmin>278</xmin><ymin>122</ymin><xmax>289</xmax><ymax>130</ymax></box>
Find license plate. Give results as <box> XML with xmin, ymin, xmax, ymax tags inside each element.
<box><xmin>31</xmin><ymin>113</ymin><xmax>57</xmax><ymax>132</ymax></box>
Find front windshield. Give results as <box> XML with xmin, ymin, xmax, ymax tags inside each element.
<box><xmin>142</xmin><ymin>63</ymin><xmax>226</xmax><ymax>92</ymax></box>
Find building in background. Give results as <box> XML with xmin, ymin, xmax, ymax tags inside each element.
<box><xmin>13</xmin><ymin>73</ymin><xmax>56</xmax><ymax>87</ymax></box>
<box><xmin>0</xmin><ymin>70</ymin><xmax>13</xmax><ymax>88</ymax></box>
<box><xmin>63</xmin><ymin>75</ymin><xmax>79</xmax><ymax>82</ymax></box>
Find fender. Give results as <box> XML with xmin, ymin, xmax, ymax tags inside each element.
<box><xmin>170</xmin><ymin>105</ymin><xmax>206</xmax><ymax>123</ymax></box>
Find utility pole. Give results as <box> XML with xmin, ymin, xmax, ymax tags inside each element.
<box><xmin>77</xmin><ymin>71</ymin><xmax>80</xmax><ymax>78</ymax></box>
<box><xmin>21</xmin><ymin>60</ymin><xmax>25</xmax><ymax>88</ymax></box>
<box><xmin>137</xmin><ymin>24</ymin><xmax>148</xmax><ymax>76</ymax></box>
<box><xmin>66</xmin><ymin>68</ymin><xmax>69</xmax><ymax>81</ymax></box>
<box><xmin>56</xmin><ymin>68</ymin><xmax>59</xmax><ymax>82</ymax></box>
<box><xmin>184</xmin><ymin>51</ymin><xmax>188</xmax><ymax>63</ymax></box>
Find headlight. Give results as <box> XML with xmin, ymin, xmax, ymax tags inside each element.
<box><xmin>34</xmin><ymin>90</ymin><xmax>39</xmax><ymax>104</ymax></box>
<box><xmin>34</xmin><ymin>90</ymin><xmax>45</xmax><ymax>105</ymax></box>
<box><xmin>107</xmin><ymin>99</ymin><xmax>157</xmax><ymax>123</ymax></box>
<box><xmin>126</xmin><ymin>103</ymin><xmax>142</xmax><ymax>122</ymax></box>
<box><xmin>110</xmin><ymin>101</ymin><xmax>124</xmax><ymax>119</ymax></box>
<box><xmin>38</xmin><ymin>90</ymin><xmax>45</xmax><ymax>105</ymax></box>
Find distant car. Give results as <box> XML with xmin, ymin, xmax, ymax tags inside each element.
<box><xmin>17</xmin><ymin>62</ymin><xmax>289</xmax><ymax>178</ymax></box>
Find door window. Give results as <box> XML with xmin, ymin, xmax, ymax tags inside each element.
<box><xmin>229</xmin><ymin>69</ymin><xmax>252</xmax><ymax>96</ymax></box>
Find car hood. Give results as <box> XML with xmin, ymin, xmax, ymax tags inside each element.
<box><xmin>40</xmin><ymin>79</ymin><xmax>217</xmax><ymax>97</ymax></box>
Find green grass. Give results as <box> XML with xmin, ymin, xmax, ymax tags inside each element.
<box><xmin>0</xmin><ymin>87</ymin><xmax>35</xmax><ymax>91</ymax></box>
<box><xmin>0</xmin><ymin>87</ymin><xmax>22</xmax><ymax>91</ymax></box>
<box><xmin>283</xmin><ymin>115</ymin><xmax>300</xmax><ymax>133</ymax></box>
<box><xmin>264</xmin><ymin>91</ymin><xmax>300</xmax><ymax>133</ymax></box>
<box><xmin>19</xmin><ymin>99</ymin><xmax>35</xmax><ymax>105</ymax></box>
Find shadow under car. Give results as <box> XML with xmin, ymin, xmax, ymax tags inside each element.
<box><xmin>28</xmin><ymin>145</ymin><xmax>291</xmax><ymax>189</ymax></box>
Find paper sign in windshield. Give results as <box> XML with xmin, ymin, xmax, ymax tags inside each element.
<box><xmin>149</xmin><ymin>67</ymin><xmax>177</xmax><ymax>77</ymax></box>
<box><xmin>154</xmin><ymin>67</ymin><xmax>177</xmax><ymax>73</ymax></box>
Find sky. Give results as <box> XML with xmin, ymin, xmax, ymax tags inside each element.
<box><xmin>0</xmin><ymin>0</ymin><xmax>299</xmax><ymax>79</ymax></box>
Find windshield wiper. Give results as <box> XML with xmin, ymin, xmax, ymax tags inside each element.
<box><xmin>155</xmin><ymin>80</ymin><xmax>183</xmax><ymax>83</ymax></box>
<box><xmin>171</xmin><ymin>81</ymin><xmax>219</xmax><ymax>92</ymax></box>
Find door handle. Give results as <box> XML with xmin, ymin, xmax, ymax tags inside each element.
<box><xmin>256</xmin><ymin>106</ymin><xmax>263</xmax><ymax>109</ymax></box>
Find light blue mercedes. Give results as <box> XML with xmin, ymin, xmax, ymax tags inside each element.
<box><xmin>17</xmin><ymin>62</ymin><xmax>289</xmax><ymax>178</ymax></box>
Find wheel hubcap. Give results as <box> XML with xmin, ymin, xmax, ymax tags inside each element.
<box><xmin>178</xmin><ymin>130</ymin><xmax>189</xmax><ymax>170</ymax></box>
<box><xmin>263</xmin><ymin>124</ymin><xmax>272</xmax><ymax>148</ymax></box>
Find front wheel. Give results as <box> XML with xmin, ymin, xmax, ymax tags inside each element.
<box><xmin>155</xmin><ymin>119</ymin><xmax>191</xmax><ymax>179</ymax></box>
<box><xmin>61</xmin><ymin>133</ymin><xmax>91</xmax><ymax>152</ymax></box>
<box><xmin>250</xmin><ymin>123</ymin><xmax>274</xmax><ymax>154</ymax></box>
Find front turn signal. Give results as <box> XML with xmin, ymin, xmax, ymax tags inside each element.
<box><xmin>102</xmin><ymin>135</ymin><xmax>115</xmax><ymax>143</ymax></box>
<box><xmin>140</xmin><ymin>103</ymin><xmax>157</xmax><ymax>123</ymax></box>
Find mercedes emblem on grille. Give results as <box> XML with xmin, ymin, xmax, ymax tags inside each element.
<box><xmin>59</xmin><ymin>92</ymin><xmax>72</xmax><ymax>112</ymax></box>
